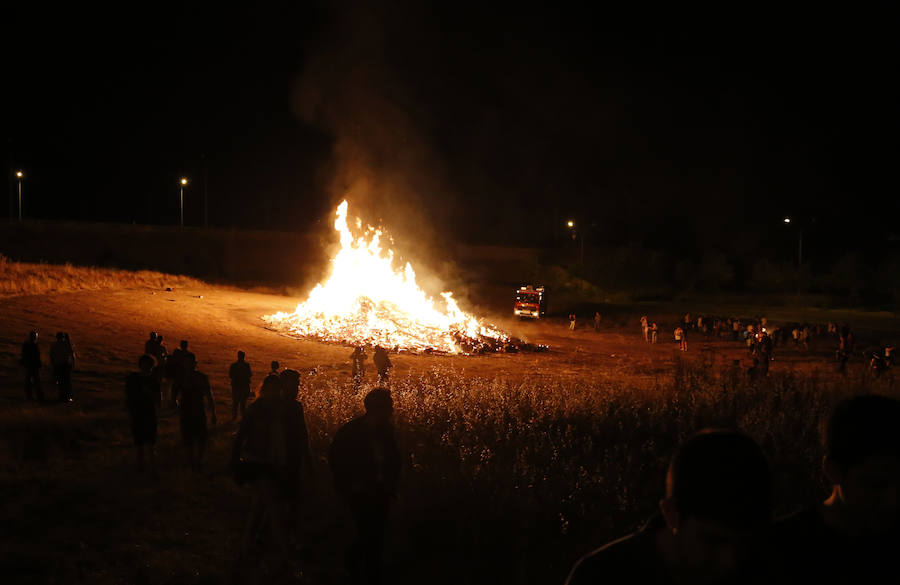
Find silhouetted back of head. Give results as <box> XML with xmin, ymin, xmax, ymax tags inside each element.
<box><xmin>260</xmin><ymin>375</ymin><xmax>282</xmax><ymax>397</ymax></box>
<box><xmin>237</xmin><ymin>350</ymin><xmax>245</xmax><ymax>360</ymax></box>
<box><xmin>56</xmin><ymin>332</ymin><xmax>64</xmax><ymax>341</ymax></box>
<box><xmin>271</xmin><ymin>360</ymin><xmax>279</xmax><ymax>372</ymax></box>
<box><xmin>668</xmin><ymin>429</ymin><xmax>772</xmax><ymax>532</ymax></box>
<box><xmin>279</xmin><ymin>369</ymin><xmax>300</xmax><ymax>398</ymax></box>
<box><xmin>826</xmin><ymin>395</ymin><xmax>900</xmax><ymax>473</ymax></box>
<box><xmin>28</xmin><ymin>330</ymin><xmax>37</xmax><ymax>341</ymax></box>
<box><xmin>180</xmin><ymin>340</ymin><xmax>188</xmax><ymax>350</ymax></box>
<box><xmin>138</xmin><ymin>354</ymin><xmax>154</xmax><ymax>372</ymax></box>
<box><xmin>150</xmin><ymin>331</ymin><xmax>157</xmax><ymax>340</ymax></box>
<box><xmin>364</xmin><ymin>387</ymin><xmax>393</xmax><ymax>415</ymax></box>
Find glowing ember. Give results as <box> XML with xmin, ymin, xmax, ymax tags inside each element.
<box><xmin>263</xmin><ymin>201</ymin><xmax>510</xmax><ymax>354</ymax></box>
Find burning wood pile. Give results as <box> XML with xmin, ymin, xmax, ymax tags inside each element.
<box><xmin>263</xmin><ymin>201</ymin><xmax>544</xmax><ymax>355</ymax></box>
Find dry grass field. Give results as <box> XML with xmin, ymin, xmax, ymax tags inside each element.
<box><xmin>1</xmin><ymin>261</ymin><xmax>898</xmax><ymax>584</ymax></box>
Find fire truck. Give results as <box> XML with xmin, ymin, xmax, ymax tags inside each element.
<box><xmin>514</xmin><ymin>285</ymin><xmax>547</xmax><ymax>319</ymax></box>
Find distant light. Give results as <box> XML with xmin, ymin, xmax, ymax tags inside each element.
<box><xmin>566</xmin><ymin>220</ymin><xmax>574</xmax><ymax>228</ymax></box>
<box><xmin>15</xmin><ymin>171</ymin><xmax>23</xmax><ymax>179</ymax></box>
<box><xmin>783</xmin><ymin>217</ymin><xmax>791</xmax><ymax>224</ymax></box>
<box><xmin>180</xmin><ymin>177</ymin><xmax>188</xmax><ymax>185</ymax></box>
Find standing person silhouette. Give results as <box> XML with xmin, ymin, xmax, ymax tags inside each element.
<box><xmin>166</xmin><ymin>340</ymin><xmax>193</xmax><ymax>408</ymax></box>
<box><xmin>229</xmin><ymin>351</ymin><xmax>253</xmax><ymax>421</ymax></box>
<box><xmin>329</xmin><ymin>388</ymin><xmax>401</xmax><ymax>585</ymax></box>
<box><xmin>351</xmin><ymin>346</ymin><xmax>367</xmax><ymax>388</ymax></box>
<box><xmin>373</xmin><ymin>346</ymin><xmax>392</xmax><ymax>386</ymax></box>
<box><xmin>125</xmin><ymin>355</ymin><xmax>160</xmax><ymax>475</ymax></box>
<box><xmin>50</xmin><ymin>332</ymin><xmax>74</xmax><ymax>402</ymax></box>
<box><xmin>173</xmin><ymin>354</ymin><xmax>216</xmax><ymax>472</ymax></box>
<box><xmin>21</xmin><ymin>330</ymin><xmax>43</xmax><ymax>402</ymax></box>
<box><xmin>230</xmin><ymin>374</ymin><xmax>296</xmax><ymax>579</ymax></box>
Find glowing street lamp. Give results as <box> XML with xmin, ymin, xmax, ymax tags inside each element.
<box><xmin>566</xmin><ymin>219</ymin><xmax>585</xmax><ymax>264</ymax></box>
<box><xmin>782</xmin><ymin>216</ymin><xmax>802</xmax><ymax>265</ymax></box>
<box><xmin>179</xmin><ymin>177</ymin><xmax>189</xmax><ymax>230</ymax></box>
<box><xmin>15</xmin><ymin>170</ymin><xmax>24</xmax><ymax>223</ymax></box>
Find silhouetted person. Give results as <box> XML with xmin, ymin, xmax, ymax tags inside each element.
<box><xmin>593</xmin><ymin>311</ymin><xmax>602</xmax><ymax>332</ymax></box>
<box><xmin>230</xmin><ymin>373</ymin><xmax>307</xmax><ymax>578</ymax></box>
<box><xmin>280</xmin><ymin>368</ymin><xmax>315</xmax><ymax>526</ymax></box>
<box><xmin>166</xmin><ymin>340</ymin><xmax>194</xmax><ymax>408</ymax></box>
<box><xmin>125</xmin><ymin>355</ymin><xmax>159</xmax><ymax>474</ymax></box>
<box><xmin>144</xmin><ymin>331</ymin><xmax>159</xmax><ymax>359</ymax></box>
<box><xmin>351</xmin><ymin>346</ymin><xmax>366</xmax><ymax>387</ymax></box>
<box><xmin>569</xmin><ymin>313</ymin><xmax>577</xmax><ymax>331</ymax></box>
<box><xmin>173</xmin><ymin>353</ymin><xmax>215</xmax><ymax>472</ymax></box>
<box><xmin>373</xmin><ymin>346</ymin><xmax>392</xmax><ymax>385</ymax></box>
<box><xmin>279</xmin><ymin>368</ymin><xmax>313</xmax><ymax>478</ymax></box>
<box><xmin>329</xmin><ymin>388</ymin><xmax>401</xmax><ymax>585</ymax></box>
<box><xmin>50</xmin><ymin>331</ymin><xmax>75</xmax><ymax>402</ymax></box>
<box><xmin>774</xmin><ymin>395</ymin><xmax>900</xmax><ymax>584</ymax></box>
<box><xmin>151</xmin><ymin>334</ymin><xmax>168</xmax><ymax>386</ymax></box>
<box><xmin>566</xmin><ymin>429</ymin><xmax>774</xmax><ymax>585</ymax></box>
<box><xmin>155</xmin><ymin>334</ymin><xmax>168</xmax><ymax>362</ymax></box>
<box><xmin>21</xmin><ymin>330</ymin><xmax>43</xmax><ymax>402</ymax></box>
<box><xmin>229</xmin><ymin>351</ymin><xmax>253</xmax><ymax>421</ymax></box>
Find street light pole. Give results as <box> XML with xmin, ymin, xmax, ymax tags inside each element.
<box><xmin>15</xmin><ymin>171</ymin><xmax>23</xmax><ymax>223</ymax></box>
<box><xmin>179</xmin><ymin>177</ymin><xmax>188</xmax><ymax>231</ymax></box>
<box><xmin>784</xmin><ymin>217</ymin><xmax>802</xmax><ymax>266</ymax></box>
<box><xmin>566</xmin><ymin>219</ymin><xmax>585</xmax><ymax>264</ymax></box>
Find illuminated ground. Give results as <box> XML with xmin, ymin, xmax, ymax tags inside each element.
<box><xmin>0</xmin><ymin>282</ymin><xmax>887</xmax><ymax>584</ymax></box>
<box><xmin>0</xmin><ymin>284</ymin><xmax>846</xmax><ymax>387</ymax></box>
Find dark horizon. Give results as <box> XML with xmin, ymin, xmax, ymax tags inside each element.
<box><xmin>6</xmin><ymin>3</ymin><xmax>899</xmax><ymax>267</ymax></box>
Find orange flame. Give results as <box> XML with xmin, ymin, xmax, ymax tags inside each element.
<box><xmin>263</xmin><ymin>201</ymin><xmax>508</xmax><ymax>354</ymax></box>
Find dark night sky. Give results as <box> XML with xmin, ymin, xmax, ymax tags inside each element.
<box><xmin>5</xmin><ymin>3</ymin><xmax>899</xmax><ymax>264</ymax></box>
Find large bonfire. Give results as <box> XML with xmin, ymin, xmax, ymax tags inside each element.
<box><xmin>263</xmin><ymin>201</ymin><xmax>514</xmax><ymax>354</ymax></box>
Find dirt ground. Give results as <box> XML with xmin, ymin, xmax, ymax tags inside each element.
<box><xmin>0</xmin><ymin>284</ymin><xmax>878</xmax><ymax>584</ymax></box>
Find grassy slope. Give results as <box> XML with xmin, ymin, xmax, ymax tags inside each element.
<box><xmin>0</xmin><ymin>255</ymin><xmax>205</xmax><ymax>297</ymax></box>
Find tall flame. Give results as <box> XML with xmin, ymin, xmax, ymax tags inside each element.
<box><xmin>263</xmin><ymin>201</ymin><xmax>509</xmax><ymax>354</ymax></box>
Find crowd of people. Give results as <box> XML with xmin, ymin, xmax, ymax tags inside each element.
<box><xmin>567</xmin><ymin>310</ymin><xmax>896</xmax><ymax>379</ymax></box>
<box><xmin>16</xmin><ymin>324</ymin><xmax>900</xmax><ymax>584</ymax></box>
<box><xmin>19</xmin><ymin>328</ymin><xmax>402</xmax><ymax>583</ymax></box>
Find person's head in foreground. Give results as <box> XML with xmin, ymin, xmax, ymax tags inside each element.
<box><xmin>259</xmin><ymin>374</ymin><xmax>281</xmax><ymax>398</ymax></box>
<box><xmin>822</xmin><ymin>394</ymin><xmax>900</xmax><ymax>537</ymax></box>
<box><xmin>364</xmin><ymin>387</ymin><xmax>393</xmax><ymax>429</ymax></box>
<box><xmin>279</xmin><ymin>369</ymin><xmax>300</xmax><ymax>400</ymax></box>
<box><xmin>138</xmin><ymin>354</ymin><xmax>154</xmax><ymax>376</ymax></box>
<box><xmin>237</xmin><ymin>350</ymin><xmax>245</xmax><ymax>361</ymax></box>
<box><xmin>658</xmin><ymin>429</ymin><xmax>772</xmax><ymax>583</ymax></box>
